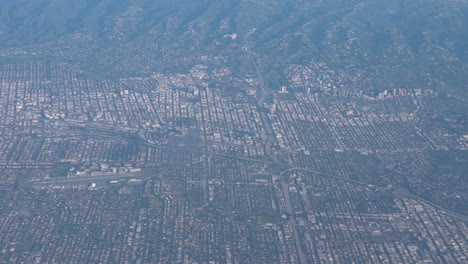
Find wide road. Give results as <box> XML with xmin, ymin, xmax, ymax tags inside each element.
<box><xmin>244</xmin><ymin>29</ymin><xmax>277</xmax><ymax>158</ymax></box>
<box><xmin>244</xmin><ymin>29</ymin><xmax>308</xmax><ymax>264</ymax></box>
<box><xmin>394</xmin><ymin>189</ymin><xmax>468</xmax><ymax>222</ymax></box>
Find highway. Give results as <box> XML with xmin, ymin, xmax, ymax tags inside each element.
<box><xmin>244</xmin><ymin>29</ymin><xmax>277</xmax><ymax>158</ymax></box>
<box><xmin>394</xmin><ymin>189</ymin><xmax>468</xmax><ymax>222</ymax></box>
<box><xmin>244</xmin><ymin>29</ymin><xmax>308</xmax><ymax>264</ymax></box>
